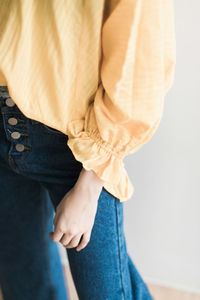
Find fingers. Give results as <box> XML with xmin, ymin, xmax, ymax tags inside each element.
<box><xmin>76</xmin><ymin>231</ymin><xmax>91</xmax><ymax>252</ymax></box>
<box><xmin>56</xmin><ymin>231</ymin><xmax>91</xmax><ymax>252</ymax></box>
<box><xmin>61</xmin><ymin>232</ymin><xmax>83</xmax><ymax>249</ymax></box>
<box><xmin>49</xmin><ymin>228</ymin><xmax>64</xmax><ymax>242</ymax></box>
<box><xmin>50</xmin><ymin>210</ymin><xmax>92</xmax><ymax>251</ymax></box>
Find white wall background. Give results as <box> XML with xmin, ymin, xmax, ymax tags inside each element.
<box><xmin>123</xmin><ymin>0</ymin><xmax>200</xmax><ymax>294</ymax></box>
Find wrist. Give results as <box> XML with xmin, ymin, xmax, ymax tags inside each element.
<box><xmin>76</xmin><ymin>167</ymin><xmax>104</xmax><ymax>190</ymax></box>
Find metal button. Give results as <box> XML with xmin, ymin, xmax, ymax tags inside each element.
<box><xmin>15</xmin><ymin>144</ymin><xmax>25</xmax><ymax>152</ymax></box>
<box><xmin>5</xmin><ymin>97</ymin><xmax>15</xmax><ymax>107</ymax></box>
<box><xmin>11</xmin><ymin>131</ymin><xmax>21</xmax><ymax>139</ymax></box>
<box><xmin>8</xmin><ymin>117</ymin><xmax>18</xmax><ymax>125</ymax></box>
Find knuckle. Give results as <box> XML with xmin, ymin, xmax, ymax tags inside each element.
<box><xmin>68</xmin><ymin>228</ymin><xmax>78</xmax><ymax>236</ymax></box>
<box><xmin>62</xmin><ymin>240</ymin><xmax>70</xmax><ymax>247</ymax></box>
<box><xmin>57</xmin><ymin>228</ymin><xmax>64</xmax><ymax>235</ymax></box>
<box><xmin>57</xmin><ymin>225</ymin><xmax>65</xmax><ymax>233</ymax></box>
<box><xmin>71</xmin><ymin>241</ymin><xmax>79</xmax><ymax>247</ymax></box>
<box><xmin>67</xmin><ymin>230</ymin><xmax>74</xmax><ymax>236</ymax></box>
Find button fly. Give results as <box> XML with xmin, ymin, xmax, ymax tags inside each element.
<box><xmin>11</xmin><ymin>132</ymin><xmax>21</xmax><ymax>139</ymax></box>
<box><xmin>15</xmin><ymin>144</ymin><xmax>25</xmax><ymax>152</ymax></box>
<box><xmin>8</xmin><ymin>117</ymin><xmax>18</xmax><ymax>125</ymax></box>
<box><xmin>5</xmin><ymin>97</ymin><xmax>15</xmax><ymax>107</ymax></box>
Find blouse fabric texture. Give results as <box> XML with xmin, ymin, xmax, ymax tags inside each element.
<box><xmin>0</xmin><ymin>0</ymin><xmax>176</xmax><ymax>202</ymax></box>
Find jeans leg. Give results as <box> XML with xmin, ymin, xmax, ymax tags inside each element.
<box><xmin>115</xmin><ymin>196</ymin><xmax>154</xmax><ymax>300</ymax></box>
<box><xmin>0</xmin><ymin>161</ymin><xmax>68</xmax><ymax>300</ymax></box>
<box><xmin>45</xmin><ymin>184</ymin><xmax>154</xmax><ymax>300</ymax></box>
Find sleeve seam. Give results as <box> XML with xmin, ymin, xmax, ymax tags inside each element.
<box><xmin>87</xmin><ymin>129</ymin><xmax>124</xmax><ymax>160</ymax></box>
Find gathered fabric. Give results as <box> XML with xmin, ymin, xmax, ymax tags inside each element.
<box><xmin>0</xmin><ymin>0</ymin><xmax>176</xmax><ymax>202</ymax></box>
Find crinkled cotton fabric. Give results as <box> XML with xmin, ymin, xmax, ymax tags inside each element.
<box><xmin>0</xmin><ymin>0</ymin><xmax>176</xmax><ymax>202</ymax></box>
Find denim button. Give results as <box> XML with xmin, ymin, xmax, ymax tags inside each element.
<box><xmin>15</xmin><ymin>144</ymin><xmax>25</xmax><ymax>152</ymax></box>
<box><xmin>11</xmin><ymin>132</ymin><xmax>21</xmax><ymax>139</ymax></box>
<box><xmin>5</xmin><ymin>97</ymin><xmax>15</xmax><ymax>107</ymax></box>
<box><xmin>8</xmin><ymin>117</ymin><xmax>18</xmax><ymax>125</ymax></box>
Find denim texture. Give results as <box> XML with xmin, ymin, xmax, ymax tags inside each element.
<box><xmin>0</xmin><ymin>86</ymin><xmax>154</xmax><ymax>300</ymax></box>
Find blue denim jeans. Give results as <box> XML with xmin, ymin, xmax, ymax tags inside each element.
<box><xmin>0</xmin><ymin>86</ymin><xmax>154</xmax><ymax>300</ymax></box>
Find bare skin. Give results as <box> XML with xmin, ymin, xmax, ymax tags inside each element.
<box><xmin>49</xmin><ymin>167</ymin><xmax>104</xmax><ymax>251</ymax></box>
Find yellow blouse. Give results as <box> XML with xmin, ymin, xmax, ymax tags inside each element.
<box><xmin>0</xmin><ymin>0</ymin><xmax>176</xmax><ymax>202</ymax></box>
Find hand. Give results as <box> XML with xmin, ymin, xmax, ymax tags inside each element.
<box><xmin>49</xmin><ymin>168</ymin><xmax>104</xmax><ymax>251</ymax></box>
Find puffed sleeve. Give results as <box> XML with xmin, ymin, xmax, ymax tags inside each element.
<box><xmin>66</xmin><ymin>0</ymin><xmax>176</xmax><ymax>202</ymax></box>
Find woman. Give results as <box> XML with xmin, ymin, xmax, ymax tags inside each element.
<box><xmin>0</xmin><ymin>0</ymin><xmax>176</xmax><ymax>299</ymax></box>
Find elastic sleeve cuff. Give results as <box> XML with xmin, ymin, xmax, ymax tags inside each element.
<box><xmin>66</xmin><ymin>119</ymin><xmax>134</xmax><ymax>202</ymax></box>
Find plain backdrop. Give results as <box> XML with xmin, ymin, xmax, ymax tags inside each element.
<box><xmin>123</xmin><ymin>0</ymin><xmax>200</xmax><ymax>294</ymax></box>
